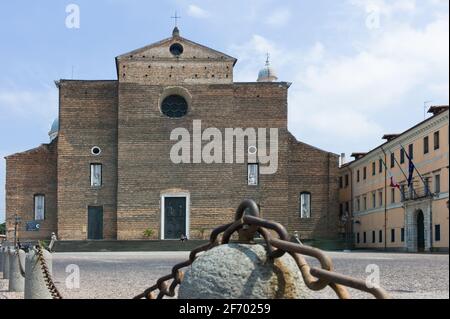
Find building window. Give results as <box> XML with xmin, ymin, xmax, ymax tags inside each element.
<box><xmin>339</xmin><ymin>204</ymin><xmax>344</xmax><ymax>217</ymax></box>
<box><xmin>339</xmin><ymin>176</ymin><xmax>343</xmax><ymax>189</ymax></box>
<box><xmin>400</xmin><ymin>184</ymin><xmax>406</xmax><ymax>201</ymax></box>
<box><xmin>372</xmin><ymin>162</ymin><xmax>376</xmax><ymax>176</ymax></box>
<box><xmin>356</xmin><ymin>198</ymin><xmax>361</xmax><ymax>211</ymax></box>
<box><xmin>356</xmin><ymin>233</ymin><xmax>360</xmax><ymax>244</ymax></box>
<box><xmin>423</xmin><ymin>136</ymin><xmax>429</xmax><ymax>154</ymax></box>
<box><xmin>408</xmin><ymin>144</ymin><xmax>414</xmax><ymax>160</ymax></box>
<box><xmin>400</xmin><ymin>149</ymin><xmax>405</xmax><ymax>164</ymax></box>
<box><xmin>300</xmin><ymin>192</ymin><xmax>311</xmax><ymax>219</ymax></box>
<box><xmin>345</xmin><ymin>201</ymin><xmax>350</xmax><ymax>215</ymax></box>
<box><xmin>363</xmin><ymin>197</ymin><xmax>367</xmax><ymax>211</ymax></box>
<box><xmin>357</xmin><ymin>170</ymin><xmax>360</xmax><ymax>182</ymax></box>
<box><xmin>391</xmin><ymin>229</ymin><xmax>396</xmax><ymax>243</ymax></box>
<box><xmin>161</xmin><ymin>95</ymin><xmax>188</xmax><ymax>118</ymax></box>
<box><xmin>434</xmin><ymin>174</ymin><xmax>441</xmax><ymax>194</ymax></box>
<box><xmin>379</xmin><ymin>191</ymin><xmax>383</xmax><ymax>207</ymax></box>
<box><xmin>435</xmin><ymin>225</ymin><xmax>441</xmax><ymax>242</ymax></box>
<box><xmin>372</xmin><ymin>193</ymin><xmax>376</xmax><ymax>209</ymax></box>
<box><xmin>434</xmin><ymin>131</ymin><xmax>440</xmax><ymax>150</ymax></box>
<box><xmin>401</xmin><ymin>228</ymin><xmax>405</xmax><ymax>242</ymax></box>
<box><xmin>390</xmin><ymin>153</ymin><xmax>395</xmax><ymax>168</ymax></box>
<box><xmin>247</xmin><ymin>164</ymin><xmax>259</xmax><ymax>186</ymax></box>
<box><xmin>372</xmin><ymin>231</ymin><xmax>376</xmax><ymax>243</ymax></box>
<box><xmin>379</xmin><ymin>159</ymin><xmax>383</xmax><ymax>173</ymax></box>
<box><xmin>90</xmin><ymin>164</ymin><xmax>102</xmax><ymax>187</ymax></box>
<box><xmin>363</xmin><ymin>232</ymin><xmax>367</xmax><ymax>244</ymax></box>
<box><xmin>363</xmin><ymin>167</ymin><xmax>367</xmax><ymax>180</ymax></box>
<box><xmin>345</xmin><ymin>174</ymin><xmax>349</xmax><ymax>187</ymax></box>
<box><xmin>379</xmin><ymin>230</ymin><xmax>383</xmax><ymax>243</ymax></box>
<box><xmin>34</xmin><ymin>194</ymin><xmax>45</xmax><ymax>221</ymax></box>
<box><xmin>391</xmin><ymin>188</ymin><xmax>396</xmax><ymax>204</ymax></box>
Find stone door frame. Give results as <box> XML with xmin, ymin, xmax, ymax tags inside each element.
<box><xmin>160</xmin><ymin>192</ymin><xmax>190</xmax><ymax>240</ymax></box>
<box><xmin>404</xmin><ymin>199</ymin><xmax>432</xmax><ymax>252</ymax></box>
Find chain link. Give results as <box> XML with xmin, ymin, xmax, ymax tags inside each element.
<box><xmin>134</xmin><ymin>200</ymin><xmax>391</xmax><ymax>300</ymax></box>
<box><xmin>36</xmin><ymin>244</ymin><xmax>63</xmax><ymax>299</ymax></box>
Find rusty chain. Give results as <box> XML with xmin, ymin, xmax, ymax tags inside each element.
<box><xmin>134</xmin><ymin>199</ymin><xmax>391</xmax><ymax>300</ymax></box>
<box><xmin>36</xmin><ymin>244</ymin><xmax>63</xmax><ymax>299</ymax></box>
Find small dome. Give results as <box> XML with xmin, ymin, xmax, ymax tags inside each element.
<box><xmin>257</xmin><ymin>67</ymin><xmax>278</xmax><ymax>82</ymax></box>
<box><xmin>49</xmin><ymin>118</ymin><xmax>59</xmax><ymax>142</ymax></box>
<box><xmin>257</xmin><ymin>54</ymin><xmax>278</xmax><ymax>82</ymax></box>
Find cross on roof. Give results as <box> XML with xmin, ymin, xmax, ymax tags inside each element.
<box><xmin>265</xmin><ymin>53</ymin><xmax>271</xmax><ymax>66</ymax></box>
<box><xmin>171</xmin><ymin>11</ymin><xmax>181</xmax><ymax>27</ymax></box>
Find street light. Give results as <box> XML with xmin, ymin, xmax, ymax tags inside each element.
<box><xmin>14</xmin><ymin>215</ymin><xmax>21</xmax><ymax>248</ymax></box>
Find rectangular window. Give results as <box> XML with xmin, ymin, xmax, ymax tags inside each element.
<box><xmin>247</xmin><ymin>164</ymin><xmax>259</xmax><ymax>186</ymax></box>
<box><xmin>435</xmin><ymin>225</ymin><xmax>441</xmax><ymax>242</ymax></box>
<box><xmin>339</xmin><ymin>177</ymin><xmax>343</xmax><ymax>189</ymax></box>
<box><xmin>379</xmin><ymin>159</ymin><xmax>383</xmax><ymax>173</ymax></box>
<box><xmin>300</xmin><ymin>192</ymin><xmax>311</xmax><ymax>219</ymax></box>
<box><xmin>363</xmin><ymin>167</ymin><xmax>367</xmax><ymax>180</ymax></box>
<box><xmin>424</xmin><ymin>136</ymin><xmax>429</xmax><ymax>154</ymax></box>
<box><xmin>379</xmin><ymin>191</ymin><xmax>383</xmax><ymax>207</ymax></box>
<box><xmin>356</xmin><ymin>198</ymin><xmax>361</xmax><ymax>211</ymax></box>
<box><xmin>401</xmin><ymin>228</ymin><xmax>405</xmax><ymax>242</ymax></box>
<box><xmin>408</xmin><ymin>144</ymin><xmax>414</xmax><ymax>160</ymax></box>
<box><xmin>391</xmin><ymin>188</ymin><xmax>396</xmax><ymax>204</ymax></box>
<box><xmin>372</xmin><ymin>193</ymin><xmax>376</xmax><ymax>209</ymax></box>
<box><xmin>357</xmin><ymin>170</ymin><xmax>360</xmax><ymax>182</ymax></box>
<box><xmin>363</xmin><ymin>197</ymin><xmax>367</xmax><ymax>210</ymax></box>
<box><xmin>345</xmin><ymin>201</ymin><xmax>350</xmax><ymax>214</ymax></box>
<box><xmin>34</xmin><ymin>194</ymin><xmax>45</xmax><ymax>221</ymax></box>
<box><xmin>90</xmin><ymin>164</ymin><xmax>102</xmax><ymax>187</ymax></box>
<box><xmin>391</xmin><ymin>229</ymin><xmax>396</xmax><ymax>243</ymax></box>
<box><xmin>345</xmin><ymin>174</ymin><xmax>349</xmax><ymax>187</ymax></box>
<box><xmin>400</xmin><ymin>184</ymin><xmax>406</xmax><ymax>201</ymax></box>
<box><xmin>363</xmin><ymin>232</ymin><xmax>367</xmax><ymax>244</ymax></box>
<box><xmin>357</xmin><ymin>233</ymin><xmax>360</xmax><ymax>244</ymax></box>
<box><xmin>339</xmin><ymin>204</ymin><xmax>344</xmax><ymax>217</ymax></box>
<box><xmin>434</xmin><ymin>131</ymin><xmax>440</xmax><ymax>150</ymax></box>
<box><xmin>400</xmin><ymin>149</ymin><xmax>405</xmax><ymax>164</ymax></box>
<box><xmin>390</xmin><ymin>153</ymin><xmax>395</xmax><ymax>168</ymax></box>
<box><xmin>372</xmin><ymin>162</ymin><xmax>376</xmax><ymax>176</ymax></box>
<box><xmin>379</xmin><ymin>230</ymin><xmax>383</xmax><ymax>243</ymax></box>
<box><xmin>435</xmin><ymin>174</ymin><xmax>441</xmax><ymax>194</ymax></box>
<box><xmin>372</xmin><ymin>231</ymin><xmax>376</xmax><ymax>243</ymax></box>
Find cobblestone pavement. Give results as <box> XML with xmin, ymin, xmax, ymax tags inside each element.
<box><xmin>1</xmin><ymin>251</ymin><xmax>448</xmax><ymax>299</ymax></box>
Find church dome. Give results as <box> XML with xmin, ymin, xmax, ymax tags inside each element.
<box><xmin>257</xmin><ymin>66</ymin><xmax>278</xmax><ymax>82</ymax></box>
<box><xmin>49</xmin><ymin>118</ymin><xmax>59</xmax><ymax>142</ymax></box>
<box><xmin>257</xmin><ymin>54</ymin><xmax>278</xmax><ymax>82</ymax></box>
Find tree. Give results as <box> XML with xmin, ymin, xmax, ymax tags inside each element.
<box><xmin>0</xmin><ymin>222</ymin><xmax>5</xmax><ymax>235</ymax></box>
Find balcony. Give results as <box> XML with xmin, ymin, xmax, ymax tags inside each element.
<box><xmin>401</xmin><ymin>186</ymin><xmax>434</xmax><ymax>202</ymax></box>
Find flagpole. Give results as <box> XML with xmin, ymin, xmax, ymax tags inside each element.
<box><xmin>400</xmin><ymin>145</ymin><xmax>429</xmax><ymax>193</ymax></box>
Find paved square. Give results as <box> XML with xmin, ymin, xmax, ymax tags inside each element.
<box><xmin>1</xmin><ymin>251</ymin><xmax>448</xmax><ymax>299</ymax></box>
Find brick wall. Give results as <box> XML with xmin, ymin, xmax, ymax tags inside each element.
<box><xmin>5</xmin><ymin>142</ymin><xmax>57</xmax><ymax>242</ymax></box>
<box><xmin>57</xmin><ymin>80</ymin><xmax>118</xmax><ymax>240</ymax></box>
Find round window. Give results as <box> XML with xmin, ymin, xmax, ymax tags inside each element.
<box><xmin>91</xmin><ymin>146</ymin><xmax>102</xmax><ymax>156</ymax></box>
<box><xmin>161</xmin><ymin>95</ymin><xmax>188</xmax><ymax>118</ymax></box>
<box><xmin>169</xmin><ymin>43</ymin><xmax>184</xmax><ymax>56</ymax></box>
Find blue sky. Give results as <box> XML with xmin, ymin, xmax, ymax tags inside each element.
<box><xmin>0</xmin><ymin>0</ymin><xmax>448</xmax><ymax>222</ymax></box>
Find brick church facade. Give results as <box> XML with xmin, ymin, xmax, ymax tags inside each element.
<box><xmin>5</xmin><ymin>28</ymin><xmax>340</xmax><ymax>242</ymax></box>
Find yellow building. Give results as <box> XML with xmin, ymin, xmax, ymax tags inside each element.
<box><xmin>339</xmin><ymin>106</ymin><xmax>449</xmax><ymax>252</ymax></box>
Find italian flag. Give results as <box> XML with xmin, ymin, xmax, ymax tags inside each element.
<box><xmin>389</xmin><ymin>172</ymin><xmax>400</xmax><ymax>189</ymax></box>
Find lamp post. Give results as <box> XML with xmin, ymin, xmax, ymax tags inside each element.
<box><xmin>13</xmin><ymin>215</ymin><xmax>21</xmax><ymax>248</ymax></box>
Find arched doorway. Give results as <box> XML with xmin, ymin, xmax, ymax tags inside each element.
<box><xmin>417</xmin><ymin>210</ymin><xmax>425</xmax><ymax>252</ymax></box>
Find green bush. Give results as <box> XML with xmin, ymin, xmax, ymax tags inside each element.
<box><xmin>143</xmin><ymin>228</ymin><xmax>154</xmax><ymax>239</ymax></box>
<box><xmin>0</xmin><ymin>222</ymin><xmax>5</xmax><ymax>235</ymax></box>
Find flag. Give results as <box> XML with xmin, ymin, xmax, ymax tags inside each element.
<box><xmin>407</xmin><ymin>158</ymin><xmax>415</xmax><ymax>187</ymax></box>
<box><xmin>389</xmin><ymin>172</ymin><xmax>400</xmax><ymax>189</ymax></box>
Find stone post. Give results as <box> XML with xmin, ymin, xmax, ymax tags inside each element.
<box><xmin>3</xmin><ymin>247</ymin><xmax>11</xmax><ymax>279</ymax></box>
<box><xmin>24</xmin><ymin>247</ymin><xmax>53</xmax><ymax>299</ymax></box>
<box><xmin>9</xmin><ymin>248</ymin><xmax>25</xmax><ymax>292</ymax></box>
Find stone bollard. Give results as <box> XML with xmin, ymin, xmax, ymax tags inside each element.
<box><xmin>9</xmin><ymin>249</ymin><xmax>26</xmax><ymax>292</ymax></box>
<box><xmin>0</xmin><ymin>247</ymin><xmax>4</xmax><ymax>277</ymax></box>
<box><xmin>24</xmin><ymin>247</ymin><xmax>53</xmax><ymax>299</ymax></box>
<box><xmin>3</xmin><ymin>247</ymin><xmax>11</xmax><ymax>280</ymax></box>
<box><xmin>178</xmin><ymin>243</ymin><xmax>310</xmax><ymax>299</ymax></box>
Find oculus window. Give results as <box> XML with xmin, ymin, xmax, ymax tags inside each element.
<box><xmin>161</xmin><ymin>95</ymin><xmax>188</xmax><ymax>118</ymax></box>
